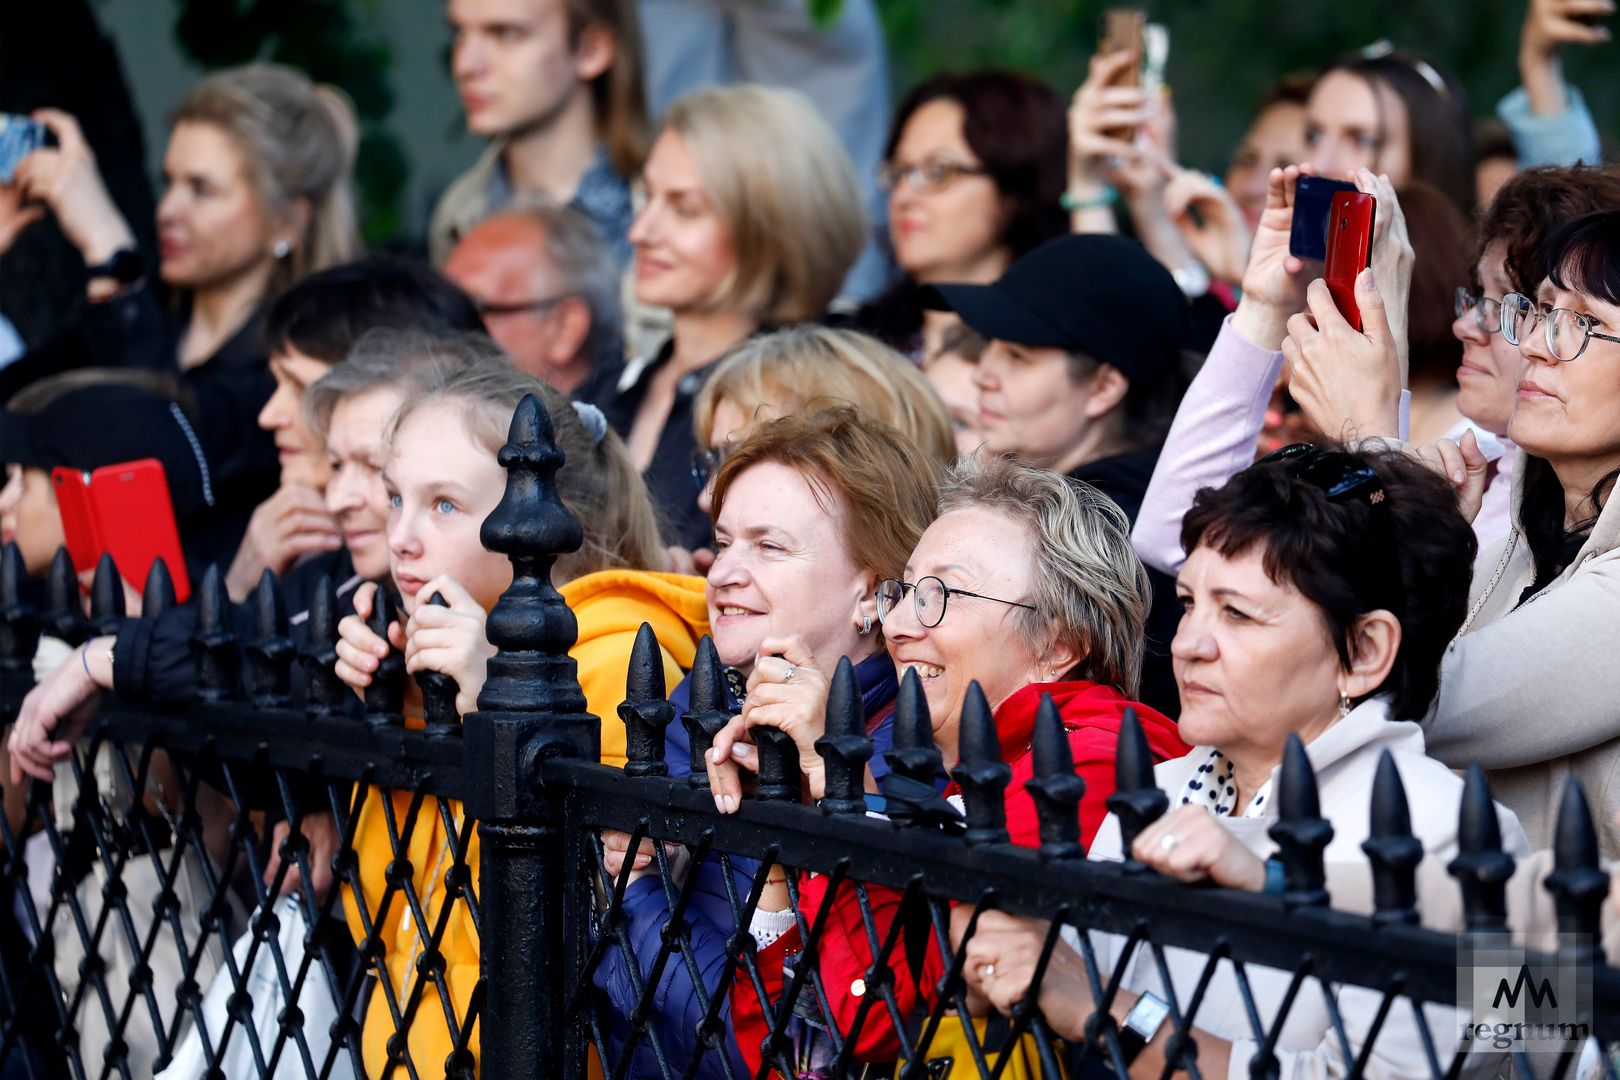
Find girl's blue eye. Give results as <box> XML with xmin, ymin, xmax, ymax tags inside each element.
<box><xmin>388</xmin><ymin>493</ymin><xmax>402</xmax><ymax>509</ymax></box>
<box><xmin>435</xmin><ymin>498</ymin><xmax>457</xmax><ymax>515</ymax></box>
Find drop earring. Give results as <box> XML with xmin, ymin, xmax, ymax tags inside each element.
<box><xmin>859</xmin><ymin>615</ymin><xmax>872</xmax><ymax>636</ymax></box>
<box><xmin>273</xmin><ymin>239</ymin><xmax>291</xmax><ymax>259</ymax></box>
<box><xmin>1337</xmin><ymin>691</ymin><xmax>1350</xmax><ymax>719</ymax></box>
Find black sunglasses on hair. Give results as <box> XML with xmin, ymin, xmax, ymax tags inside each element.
<box><xmin>1258</xmin><ymin>443</ymin><xmax>1386</xmax><ymax>505</ymax></box>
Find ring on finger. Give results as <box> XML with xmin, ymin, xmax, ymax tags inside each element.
<box><xmin>978</xmin><ymin>963</ymin><xmax>996</xmax><ymax>980</ymax></box>
<box><xmin>1159</xmin><ymin>833</ymin><xmax>1180</xmax><ymax>853</ymax></box>
<box><xmin>782</xmin><ymin>663</ymin><xmax>796</xmax><ymax>682</ymax></box>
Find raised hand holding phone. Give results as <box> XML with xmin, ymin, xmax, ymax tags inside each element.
<box><xmin>1323</xmin><ymin>191</ymin><xmax>1376</xmax><ymax>331</ymax></box>
<box><xmin>1282</xmin><ymin>270</ymin><xmax>1402</xmax><ymax>442</ymax></box>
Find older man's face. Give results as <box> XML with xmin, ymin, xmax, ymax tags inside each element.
<box><xmin>445</xmin><ymin>215</ymin><xmax>590</xmax><ymax>391</ymax></box>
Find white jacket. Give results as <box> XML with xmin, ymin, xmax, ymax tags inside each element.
<box><xmin>1085</xmin><ymin>698</ymin><xmax>1530</xmax><ymax>1080</ymax></box>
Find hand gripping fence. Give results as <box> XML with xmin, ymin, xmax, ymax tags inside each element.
<box><xmin>1</xmin><ymin>395</ymin><xmax>1618</xmax><ymax>1079</ymax></box>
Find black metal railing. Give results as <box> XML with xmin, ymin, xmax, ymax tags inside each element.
<box><xmin>0</xmin><ymin>392</ymin><xmax>1616</xmax><ymax>1080</ymax></box>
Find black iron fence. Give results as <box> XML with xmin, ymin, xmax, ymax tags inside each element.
<box><xmin>0</xmin><ymin>395</ymin><xmax>1616</xmax><ymax>1079</ymax></box>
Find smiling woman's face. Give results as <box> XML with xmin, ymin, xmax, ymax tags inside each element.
<box><xmin>879</xmin><ymin>506</ymin><xmax>1048</xmax><ymax>743</ymax></box>
<box><xmin>705</xmin><ymin>461</ymin><xmax>875</xmax><ymax>673</ymax></box>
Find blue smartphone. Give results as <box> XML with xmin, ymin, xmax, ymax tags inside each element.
<box><xmin>0</xmin><ymin>113</ymin><xmax>46</xmax><ymax>184</ymax></box>
<box><xmin>1288</xmin><ymin>176</ymin><xmax>1359</xmax><ymax>262</ymax></box>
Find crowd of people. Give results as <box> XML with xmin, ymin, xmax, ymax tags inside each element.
<box><xmin>0</xmin><ymin>0</ymin><xmax>1618</xmax><ymax>1074</ymax></box>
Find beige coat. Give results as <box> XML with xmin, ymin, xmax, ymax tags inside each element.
<box><xmin>1424</xmin><ymin>451</ymin><xmax>1620</xmax><ymax>857</ymax></box>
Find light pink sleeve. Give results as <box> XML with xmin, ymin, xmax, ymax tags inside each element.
<box><xmin>1131</xmin><ymin>315</ymin><xmax>1412</xmax><ymax>576</ymax></box>
<box><xmin>1131</xmin><ymin>316</ymin><xmax>1286</xmax><ymax>576</ymax></box>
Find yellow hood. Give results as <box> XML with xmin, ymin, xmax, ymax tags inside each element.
<box><xmin>560</xmin><ymin>569</ymin><xmax>710</xmax><ymax>767</ymax></box>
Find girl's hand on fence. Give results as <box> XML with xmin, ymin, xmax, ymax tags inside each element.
<box><xmin>741</xmin><ymin>636</ymin><xmax>830</xmax><ymax>800</ymax></box>
<box><xmin>1132</xmin><ymin>804</ymin><xmax>1268</xmax><ymax>890</ymax></box>
<box><xmin>960</xmin><ymin>909</ymin><xmax>1092</xmax><ymax>1041</ymax></box>
<box><xmin>334</xmin><ymin>583</ymin><xmax>403</xmax><ymax>696</ymax></box>
<box><xmin>706</xmin><ymin>714</ymin><xmax>757</xmax><ymax>814</ymax></box>
<box><xmin>948</xmin><ymin>904</ymin><xmax>993</xmax><ymax>1017</ymax></box>
<box><xmin>7</xmin><ymin>643</ymin><xmax>105</xmax><ymax>783</ymax></box>
<box><xmin>403</xmin><ymin>576</ymin><xmax>494</xmax><ymax>717</ymax></box>
<box><xmin>264</xmin><ymin>814</ymin><xmax>340</xmax><ymax>903</ymax></box>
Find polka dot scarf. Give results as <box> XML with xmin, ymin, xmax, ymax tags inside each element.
<box><xmin>1177</xmin><ymin>748</ymin><xmax>1271</xmax><ymax>818</ymax></box>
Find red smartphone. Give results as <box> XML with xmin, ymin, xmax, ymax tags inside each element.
<box><xmin>51</xmin><ymin>459</ymin><xmax>191</xmax><ymax>604</ymax></box>
<box><xmin>1323</xmin><ymin>191</ymin><xmax>1376</xmax><ymax>332</ymax></box>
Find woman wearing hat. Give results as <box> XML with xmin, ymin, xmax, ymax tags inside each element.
<box><xmin>926</xmin><ymin>232</ymin><xmax>1191</xmax><ymax>714</ymax></box>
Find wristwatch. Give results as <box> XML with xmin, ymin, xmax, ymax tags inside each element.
<box><xmin>1117</xmin><ymin>990</ymin><xmax>1172</xmax><ymax>1065</ymax></box>
<box><xmin>84</xmin><ymin>248</ymin><xmax>144</xmax><ymax>286</ymax></box>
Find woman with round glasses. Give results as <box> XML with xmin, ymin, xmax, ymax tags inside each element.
<box><xmin>1423</xmin><ymin>207</ymin><xmax>1620</xmax><ymax>854</ymax></box>
<box><xmin>713</xmin><ymin>454</ymin><xmax>1187</xmax><ymax>1071</ymax></box>
<box><xmin>856</xmin><ymin>71</ymin><xmax>1069</xmax><ymax>362</ymax></box>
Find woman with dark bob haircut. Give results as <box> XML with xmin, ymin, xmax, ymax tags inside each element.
<box><xmin>857</xmin><ymin>70</ymin><xmax>1068</xmax><ymax>361</ymax></box>
<box><xmin>955</xmin><ymin>445</ymin><xmax>1528</xmax><ymax>1077</ymax></box>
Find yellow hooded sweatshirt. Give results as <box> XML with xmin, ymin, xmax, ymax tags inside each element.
<box><xmin>343</xmin><ymin>570</ymin><xmax>708</xmax><ymax>1076</ymax></box>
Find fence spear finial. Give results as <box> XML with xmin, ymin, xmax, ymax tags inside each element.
<box><xmin>1362</xmin><ymin>749</ymin><xmax>1421</xmax><ymax>925</ymax></box>
<box><xmin>417</xmin><ymin>591</ymin><xmax>463</xmax><ymax>741</ymax></box>
<box><xmin>815</xmin><ymin>656</ymin><xmax>871</xmax><ymax>815</ymax></box>
<box><xmin>0</xmin><ymin>542</ymin><xmax>40</xmax><ymax>673</ymax></box>
<box><xmin>951</xmin><ymin>681</ymin><xmax>1010</xmax><ymax>846</ymax></box>
<box><xmin>245</xmin><ymin>569</ymin><xmax>293</xmax><ymax>708</ymax></box>
<box><xmin>141</xmin><ymin>559</ymin><xmax>176</xmax><ymax>619</ymax></box>
<box><xmin>88</xmin><ymin>552</ymin><xmax>124</xmax><ymax>636</ymax></box>
<box><xmin>1023</xmin><ymin>693</ymin><xmax>1085</xmax><ymax>860</ymax></box>
<box><xmin>683</xmin><ymin>635</ymin><xmax>732</xmax><ymax>788</ymax></box>
<box><xmin>297</xmin><ymin>574</ymin><xmax>345</xmax><ymax>718</ymax></box>
<box><xmin>1269</xmin><ymin>733</ymin><xmax>1333</xmax><ymax>907</ymax></box>
<box><xmin>1447</xmin><ymin>764</ymin><xmax>1514</xmax><ymax>934</ymax></box>
<box><xmin>1107</xmin><ymin>707</ymin><xmax>1167</xmax><ymax>870</ymax></box>
<box><xmin>1545</xmin><ymin>778</ymin><xmax>1607</xmax><ymax>962</ymax></box>
<box><xmin>190</xmin><ymin>565</ymin><xmax>237</xmax><ymax>701</ymax></box>
<box><xmin>618</xmin><ymin>622</ymin><xmax>673</xmax><ymax>776</ymax></box>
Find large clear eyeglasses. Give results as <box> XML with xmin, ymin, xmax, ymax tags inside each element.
<box><xmin>1453</xmin><ymin>286</ymin><xmax>1502</xmax><ymax>335</ymax></box>
<box><xmin>875</xmin><ymin>576</ymin><xmax>1034</xmax><ymax>629</ymax></box>
<box><xmin>1501</xmin><ymin>292</ymin><xmax>1620</xmax><ymax>362</ymax></box>
<box><xmin>876</xmin><ymin>159</ymin><xmax>989</xmax><ymax>194</ymax></box>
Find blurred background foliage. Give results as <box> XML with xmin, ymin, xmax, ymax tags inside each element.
<box><xmin>158</xmin><ymin>0</ymin><xmax>1615</xmax><ymax>245</ymax></box>
<box><xmin>171</xmin><ymin>0</ymin><xmax>407</xmax><ymax>244</ymax></box>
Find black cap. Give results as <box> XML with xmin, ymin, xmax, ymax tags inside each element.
<box><xmin>923</xmin><ymin>234</ymin><xmax>1188</xmax><ymax>385</ymax></box>
<box><xmin>1</xmin><ymin>384</ymin><xmax>214</xmax><ymax>518</ymax></box>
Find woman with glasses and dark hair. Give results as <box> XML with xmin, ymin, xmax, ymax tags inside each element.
<box><xmin>958</xmin><ymin>443</ymin><xmax>1528</xmax><ymax>1078</ymax></box>
<box><xmin>707</xmin><ymin>453</ymin><xmax>1187</xmax><ymax>1072</ymax></box>
<box><xmin>1420</xmin><ymin>208</ymin><xmax>1620</xmax><ymax>855</ymax></box>
<box><xmin>855</xmin><ymin>70</ymin><xmax>1069</xmax><ymax>362</ymax></box>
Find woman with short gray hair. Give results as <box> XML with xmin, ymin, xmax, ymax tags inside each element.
<box><xmin>713</xmin><ymin>452</ymin><xmax>1191</xmax><ymax>1071</ymax></box>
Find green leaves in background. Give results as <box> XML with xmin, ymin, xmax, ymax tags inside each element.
<box><xmin>172</xmin><ymin>0</ymin><xmax>404</xmax><ymax>245</ymax></box>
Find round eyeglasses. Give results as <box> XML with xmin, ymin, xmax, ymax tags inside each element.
<box><xmin>875</xmin><ymin>576</ymin><xmax>1034</xmax><ymax>629</ymax></box>
<box><xmin>1501</xmin><ymin>292</ymin><xmax>1620</xmax><ymax>362</ymax></box>
<box><xmin>1453</xmin><ymin>286</ymin><xmax>1503</xmax><ymax>335</ymax></box>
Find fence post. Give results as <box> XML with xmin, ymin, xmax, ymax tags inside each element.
<box><xmin>463</xmin><ymin>393</ymin><xmax>595</xmax><ymax>1078</ymax></box>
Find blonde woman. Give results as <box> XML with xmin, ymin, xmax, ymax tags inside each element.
<box><xmin>605</xmin><ymin>83</ymin><xmax>868</xmax><ymax>550</ymax></box>
<box><xmin>691</xmin><ymin>324</ymin><xmax>957</xmax><ymax>513</ymax></box>
<box><xmin>10</xmin><ymin>62</ymin><xmax>361</xmax><ymax>564</ymax></box>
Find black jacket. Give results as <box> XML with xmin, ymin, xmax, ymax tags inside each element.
<box><xmin>112</xmin><ymin>548</ymin><xmax>362</xmax><ymax>710</ymax></box>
